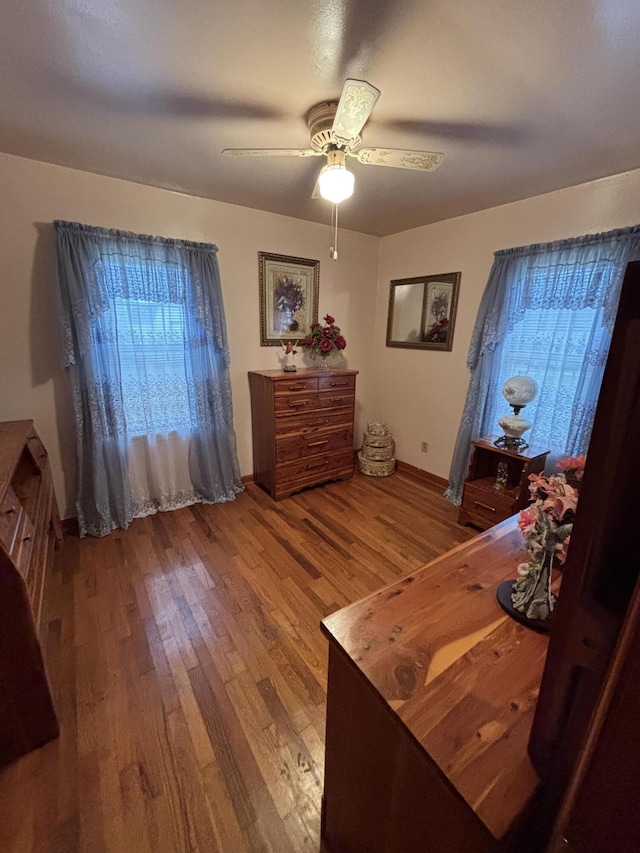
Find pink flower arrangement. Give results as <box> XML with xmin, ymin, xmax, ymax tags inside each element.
<box><xmin>512</xmin><ymin>454</ymin><xmax>586</xmax><ymax>621</ymax></box>
<box><xmin>302</xmin><ymin>314</ymin><xmax>347</xmax><ymax>360</ymax></box>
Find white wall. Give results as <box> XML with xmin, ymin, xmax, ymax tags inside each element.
<box><xmin>0</xmin><ymin>153</ymin><xmax>378</xmax><ymax>518</ymax></box>
<box><xmin>2</xmin><ymin>150</ymin><xmax>639</xmax><ymax>519</ymax></box>
<box><xmin>373</xmin><ymin>168</ymin><xmax>640</xmax><ymax>480</ymax></box>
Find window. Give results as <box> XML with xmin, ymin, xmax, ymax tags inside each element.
<box><xmin>491</xmin><ymin>305</ymin><xmax>604</xmax><ymax>454</ymax></box>
<box><xmin>445</xmin><ymin>225</ymin><xmax>640</xmax><ymax>505</ymax></box>
<box><xmin>111</xmin><ymin>296</ymin><xmax>193</xmax><ymax>435</ymax></box>
<box><xmin>96</xmin><ymin>259</ymin><xmax>194</xmax><ymax>437</ymax></box>
<box><xmin>56</xmin><ymin>218</ymin><xmax>242</xmax><ymax>536</ymax></box>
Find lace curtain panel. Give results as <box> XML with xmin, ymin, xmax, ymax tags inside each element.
<box><xmin>445</xmin><ymin>225</ymin><xmax>640</xmax><ymax>505</ymax></box>
<box><xmin>55</xmin><ymin>221</ymin><xmax>243</xmax><ymax>537</ymax></box>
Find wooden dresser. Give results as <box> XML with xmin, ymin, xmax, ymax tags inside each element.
<box><xmin>0</xmin><ymin>420</ymin><xmax>62</xmax><ymax>764</ymax></box>
<box><xmin>248</xmin><ymin>368</ymin><xmax>358</xmax><ymax>500</ymax></box>
<box><xmin>321</xmin><ymin>518</ymin><xmax>549</xmax><ymax>853</ymax></box>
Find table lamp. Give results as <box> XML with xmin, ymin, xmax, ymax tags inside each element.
<box><xmin>494</xmin><ymin>376</ymin><xmax>538</xmax><ymax>451</ymax></box>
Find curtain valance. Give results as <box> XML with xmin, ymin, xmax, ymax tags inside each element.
<box><xmin>467</xmin><ymin>225</ymin><xmax>640</xmax><ymax>371</ymax></box>
<box><xmin>55</xmin><ymin>220</ymin><xmax>228</xmax><ymax>368</ymax></box>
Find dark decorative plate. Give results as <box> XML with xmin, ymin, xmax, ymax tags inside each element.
<box><xmin>496</xmin><ymin>580</ymin><xmax>552</xmax><ymax>634</ymax></box>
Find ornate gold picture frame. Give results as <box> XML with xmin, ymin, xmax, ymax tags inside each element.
<box><xmin>259</xmin><ymin>252</ymin><xmax>320</xmax><ymax>346</ymax></box>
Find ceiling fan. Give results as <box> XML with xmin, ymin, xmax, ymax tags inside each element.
<box><xmin>222</xmin><ymin>79</ymin><xmax>443</xmax><ymax>204</ymax></box>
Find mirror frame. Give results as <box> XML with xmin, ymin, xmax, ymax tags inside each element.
<box><xmin>386</xmin><ymin>271</ymin><xmax>461</xmax><ymax>351</ymax></box>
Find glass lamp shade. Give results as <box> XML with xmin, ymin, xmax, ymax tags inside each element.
<box><xmin>495</xmin><ymin>375</ymin><xmax>539</xmax><ymax>450</ymax></box>
<box><xmin>501</xmin><ymin>376</ymin><xmax>538</xmax><ymax>408</ymax></box>
<box><xmin>318</xmin><ymin>164</ymin><xmax>355</xmax><ymax>203</ymax></box>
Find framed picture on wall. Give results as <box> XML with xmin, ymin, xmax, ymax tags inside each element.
<box><xmin>419</xmin><ymin>274</ymin><xmax>460</xmax><ymax>350</ymax></box>
<box><xmin>259</xmin><ymin>252</ymin><xmax>320</xmax><ymax>346</ymax></box>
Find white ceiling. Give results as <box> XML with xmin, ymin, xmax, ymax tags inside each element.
<box><xmin>2</xmin><ymin>0</ymin><xmax>640</xmax><ymax>236</ymax></box>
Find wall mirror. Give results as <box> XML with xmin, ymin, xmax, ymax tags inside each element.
<box><xmin>386</xmin><ymin>272</ymin><xmax>461</xmax><ymax>351</ymax></box>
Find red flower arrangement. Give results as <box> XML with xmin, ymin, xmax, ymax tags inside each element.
<box><xmin>423</xmin><ymin>317</ymin><xmax>449</xmax><ymax>343</ymax></box>
<box><xmin>302</xmin><ymin>314</ymin><xmax>347</xmax><ymax>360</ymax></box>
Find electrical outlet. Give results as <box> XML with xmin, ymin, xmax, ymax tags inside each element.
<box><xmin>421</xmin><ymin>441</ymin><xmax>429</xmax><ymax>453</ymax></box>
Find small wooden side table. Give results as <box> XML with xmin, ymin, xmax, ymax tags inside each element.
<box><xmin>458</xmin><ymin>435</ymin><xmax>550</xmax><ymax>530</ymax></box>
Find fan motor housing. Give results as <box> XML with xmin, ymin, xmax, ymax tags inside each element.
<box><xmin>307</xmin><ymin>101</ymin><xmax>361</xmax><ymax>153</ymax></box>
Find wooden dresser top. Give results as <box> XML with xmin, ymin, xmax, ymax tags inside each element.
<box><xmin>248</xmin><ymin>367</ymin><xmax>358</xmax><ymax>379</ymax></box>
<box><xmin>473</xmin><ymin>434</ymin><xmax>550</xmax><ymax>461</ymax></box>
<box><xmin>0</xmin><ymin>420</ymin><xmax>34</xmax><ymax>498</ymax></box>
<box><xmin>321</xmin><ymin>517</ymin><xmax>549</xmax><ymax>840</ymax></box>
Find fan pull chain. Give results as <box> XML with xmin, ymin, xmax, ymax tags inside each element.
<box><xmin>329</xmin><ymin>203</ymin><xmax>339</xmax><ymax>261</ymax></box>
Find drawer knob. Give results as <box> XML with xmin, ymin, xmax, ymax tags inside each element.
<box><xmin>330</xmin><ymin>381</ymin><xmax>348</xmax><ymax>387</ymax></box>
<box><xmin>5</xmin><ymin>507</ymin><xmax>16</xmax><ymax>515</ymax></box>
<box><xmin>23</xmin><ymin>535</ymin><xmax>32</xmax><ymax>543</ymax></box>
<box><xmin>308</xmin><ymin>419</ymin><xmax>329</xmax><ymax>427</ymax></box>
<box><xmin>308</xmin><ymin>439</ymin><xmax>329</xmax><ymax>448</ymax></box>
<box><xmin>474</xmin><ymin>501</ymin><xmax>496</xmax><ymax>513</ymax></box>
<box><xmin>289</xmin><ymin>400</ymin><xmax>310</xmax><ymax>408</ymax></box>
<box><xmin>329</xmin><ymin>397</ymin><xmax>346</xmax><ymax>403</ymax></box>
<box><xmin>307</xmin><ymin>460</ymin><xmax>329</xmax><ymax>470</ymax></box>
<box><xmin>288</xmin><ymin>384</ymin><xmax>306</xmax><ymax>391</ymax></box>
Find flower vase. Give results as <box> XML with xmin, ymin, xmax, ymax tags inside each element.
<box><xmin>496</xmin><ymin>549</ymin><xmax>556</xmax><ymax>633</ymax></box>
<box><xmin>496</xmin><ymin>454</ymin><xmax>584</xmax><ymax>635</ymax></box>
<box><xmin>319</xmin><ymin>354</ymin><xmax>331</xmax><ymax>372</ymax></box>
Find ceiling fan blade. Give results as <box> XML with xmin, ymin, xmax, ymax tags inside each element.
<box><xmin>331</xmin><ymin>79</ymin><xmax>380</xmax><ymax>147</ymax></box>
<box><xmin>47</xmin><ymin>71</ymin><xmax>288</xmax><ymax>120</ymax></box>
<box><xmin>311</xmin><ymin>180</ymin><xmax>322</xmax><ymax>200</ymax></box>
<box><xmin>377</xmin><ymin>118</ymin><xmax>527</xmax><ymax>145</ymax></box>
<box><xmin>222</xmin><ymin>148</ymin><xmax>319</xmax><ymax>158</ymax></box>
<box><xmin>355</xmin><ymin>147</ymin><xmax>444</xmax><ymax>171</ymax></box>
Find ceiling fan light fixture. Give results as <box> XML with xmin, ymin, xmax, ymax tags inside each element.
<box><xmin>318</xmin><ymin>163</ymin><xmax>355</xmax><ymax>203</ymax></box>
<box><xmin>317</xmin><ymin>147</ymin><xmax>354</xmax><ymax>204</ymax></box>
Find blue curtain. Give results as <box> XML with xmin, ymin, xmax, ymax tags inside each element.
<box><xmin>55</xmin><ymin>220</ymin><xmax>243</xmax><ymax>536</ymax></box>
<box><xmin>445</xmin><ymin>225</ymin><xmax>640</xmax><ymax>505</ymax></box>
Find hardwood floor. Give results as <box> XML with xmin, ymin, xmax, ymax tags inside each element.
<box><xmin>0</xmin><ymin>471</ymin><xmax>474</xmax><ymax>853</ymax></box>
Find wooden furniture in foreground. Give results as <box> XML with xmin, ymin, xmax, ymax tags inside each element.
<box><xmin>458</xmin><ymin>435</ymin><xmax>549</xmax><ymax>530</ymax></box>
<box><xmin>0</xmin><ymin>420</ymin><xmax>61</xmax><ymax>764</ymax></box>
<box><xmin>321</xmin><ymin>517</ymin><xmax>548</xmax><ymax>853</ymax></box>
<box><xmin>248</xmin><ymin>367</ymin><xmax>358</xmax><ymax>500</ymax></box>
<box><xmin>528</xmin><ymin>259</ymin><xmax>640</xmax><ymax>851</ymax></box>
<box><xmin>321</xmin><ymin>262</ymin><xmax>640</xmax><ymax>853</ymax></box>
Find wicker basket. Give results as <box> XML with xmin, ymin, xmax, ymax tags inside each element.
<box><xmin>366</xmin><ymin>421</ymin><xmax>389</xmax><ymax>436</ymax></box>
<box><xmin>360</xmin><ymin>443</ymin><xmax>395</xmax><ymax>461</ymax></box>
<box><xmin>362</xmin><ymin>431</ymin><xmax>393</xmax><ymax>448</ymax></box>
<box><xmin>358</xmin><ymin>451</ymin><xmax>396</xmax><ymax>477</ymax></box>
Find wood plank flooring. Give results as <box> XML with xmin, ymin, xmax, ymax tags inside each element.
<box><xmin>0</xmin><ymin>471</ymin><xmax>474</xmax><ymax>853</ymax></box>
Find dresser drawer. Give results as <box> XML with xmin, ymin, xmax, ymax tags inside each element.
<box><xmin>11</xmin><ymin>504</ymin><xmax>35</xmax><ymax>582</ymax></box>
<box><xmin>275</xmin><ymin>409</ymin><xmax>353</xmax><ymax>437</ymax></box>
<box><xmin>273</xmin><ymin>377</ymin><xmax>319</xmax><ymax>395</ymax></box>
<box><xmin>461</xmin><ymin>480</ymin><xmax>516</xmax><ymax>527</ymax></box>
<box><xmin>276</xmin><ymin>427</ymin><xmax>353</xmax><ymax>463</ymax></box>
<box><xmin>276</xmin><ymin>448</ymin><xmax>354</xmax><ymax>484</ymax></box>
<box><xmin>318</xmin><ymin>392</ymin><xmax>355</xmax><ymax>410</ymax></box>
<box><xmin>27</xmin><ymin>432</ymin><xmax>48</xmax><ymax>470</ymax></box>
<box><xmin>274</xmin><ymin>392</ymin><xmax>321</xmax><ymax>414</ymax></box>
<box><xmin>318</xmin><ymin>374</ymin><xmax>356</xmax><ymax>392</ymax></box>
<box><xmin>0</xmin><ymin>486</ymin><xmax>22</xmax><ymax>553</ymax></box>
